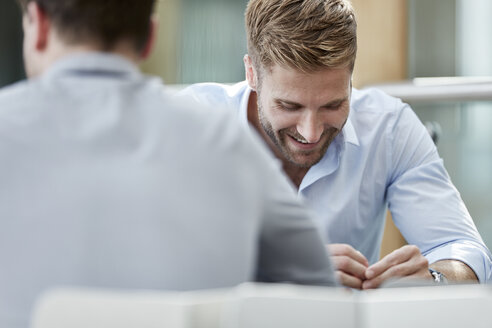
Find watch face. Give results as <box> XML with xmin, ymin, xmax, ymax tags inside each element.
<box><xmin>429</xmin><ymin>269</ymin><xmax>448</xmax><ymax>284</ymax></box>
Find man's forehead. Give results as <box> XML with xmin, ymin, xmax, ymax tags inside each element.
<box><xmin>261</xmin><ymin>64</ymin><xmax>352</xmax><ymax>103</ymax></box>
<box><xmin>260</xmin><ymin>61</ymin><xmax>352</xmax><ymax>76</ymax></box>
<box><xmin>263</xmin><ymin>63</ymin><xmax>351</xmax><ymax>83</ymax></box>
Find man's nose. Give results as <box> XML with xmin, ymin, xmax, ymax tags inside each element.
<box><xmin>297</xmin><ymin>112</ymin><xmax>324</xmax><ymax>143</ymax></box>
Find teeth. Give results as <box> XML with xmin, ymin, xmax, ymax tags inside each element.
<box><xmin>293</xmin><ymin>136</ymin><xmax>309</xmax><ymax>144</ymax></box>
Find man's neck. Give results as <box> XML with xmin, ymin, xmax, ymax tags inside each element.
<box><xmin>247</xmin><ymin>90</ymin><xmax>309</xmax><ymax>189</ymax></box>
<box><xmin>281</xmin><ymin>163</ymin><xmax>309</xmax><ymax>189</ymax></box>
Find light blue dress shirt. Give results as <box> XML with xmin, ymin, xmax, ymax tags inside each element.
<box><xmin>182</xmin><ymin>81</ymin><xmax>492</xmax><ymax>283</ymax></box>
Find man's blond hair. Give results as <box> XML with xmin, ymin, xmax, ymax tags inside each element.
<box><xmin>245</xmin><ymin>0</ymin><xmax>357</xmax><ymax>73</ymax></box>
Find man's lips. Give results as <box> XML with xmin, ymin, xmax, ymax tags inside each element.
<box><xmin>287</xmin><ymin>134</ymin><xmax>320</xmax><ymax>150</ymax></box>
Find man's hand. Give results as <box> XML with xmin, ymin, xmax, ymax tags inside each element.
<box><xmin>362</xmin><ymin>245</ymin><xmax>430</xmax><ymax>289</ymax></box>
<box><xmin>327</xmin><ymin>243</ymin><xmax>369</xmax><ymax>289</ymax></box>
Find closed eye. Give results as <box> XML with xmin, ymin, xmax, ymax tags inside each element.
<box><xmin>321</xmin><ymin>100</ymin><xmax>345</xmax><ymax>111</ymax></box>
<box><xmin>275</xmin><ymin>100</ymin><xmax>302</xmax><ymax>111</ymax></box>
<box><xmin>279</xmin><ymin>104</ymin><xmax>300</xmax><ymax>111</ymax></box>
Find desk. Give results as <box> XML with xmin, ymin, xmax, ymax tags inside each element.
<box><xmin>31</xmin><ymin>283</ymin><xmax>492</xmax><ymax>328</ymax></box>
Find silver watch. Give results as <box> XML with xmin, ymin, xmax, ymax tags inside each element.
<box><xmin>429</xmin><ymin>268</ymin><xmax>448</xmax><ymax>284</ymax></box>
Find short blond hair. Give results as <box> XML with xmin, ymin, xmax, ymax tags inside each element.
<box><xmin>245</xmin><ymin>0</ymin><xmax>357</xmax><ymax>73</ymax></box>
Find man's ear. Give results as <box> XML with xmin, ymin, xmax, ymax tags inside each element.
<box><xmin>243</xmin><ymin>54</ymin><xmax>257</xmax><ymax>91</ymax></box>
<box><xmin>26</xmin><ymin>1</ymin><xmax>50</xmax><ymax>51</ymax></box>
<box><xmin>140</xmin><ymin>16</ymin><xmax>158</xmax><ymax>60</ymax></box>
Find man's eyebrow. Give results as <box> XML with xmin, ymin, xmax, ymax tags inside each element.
<box><xmin>274</xmin><ymin>98</ymin><xmax>302</xmax><ymax>107</ymax></box>
<box><xmin>320</xmin><ymin>98</ymin><xmax>348</xmax><ymax>108</ymax></box>
<box><xmin>274</xmin><ymin>97</ymin><xmax>348</xmax><ymax>108</ymax></box>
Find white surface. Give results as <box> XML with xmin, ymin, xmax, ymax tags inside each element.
<box><xmin>30</xmin><ymin>288</ymin><xmax>230</xmax><ymax>328</ymax></box>
<box><xmin>359</xmin><ymin>284</ymin><xmax>492</xmax><ymax>328</ymax></box>
<box><xmin>30</xmin><ymin>283</ymin><xmax>492</xmax><ymax>328</ymax></box>
<box><xmin>222</xmin><ymin>284</ymin><xmax>356</xmax><ymax>328</ymax></box>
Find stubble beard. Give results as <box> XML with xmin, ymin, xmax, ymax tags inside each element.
<box><xmin>257</xmin><ymin>102</ymin><xmax>340</xmax><ymax>169</ymax></box>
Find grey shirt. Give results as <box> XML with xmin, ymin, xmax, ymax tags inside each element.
<box><xmin>0</xmin><ymin>53</ymin><xmax>336</xmax><ymax>327</ymax></box>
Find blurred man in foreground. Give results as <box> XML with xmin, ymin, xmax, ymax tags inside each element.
<box><xmin>0</xmin><ymin>0</ymin><xmax>336</xmax><ymax>326</ymax></box>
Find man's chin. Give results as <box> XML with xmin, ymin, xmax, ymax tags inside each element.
<box><xmin>280</xmin><ymin>134</ymin><xmax>334</xmax><ymax>168</ymax></box>
<box><xmin>284</xmin><ymin>152</ymin><xmax>324</xmax><ymax>168</ymax></box>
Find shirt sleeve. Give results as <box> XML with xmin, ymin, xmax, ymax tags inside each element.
<box><xmin>246</xmin><ymin>130</ymin><xmax>338</xmax><ymax>287</ymax></box>
<box><xmin>180</xmin><ymin>84</ymin><xmax>337</xmax><ymax>285</ymax></box>
<box><xmin>386</xmin><ymin>102</ymin><xmax>492</xmax><ymax>283</ymax></box>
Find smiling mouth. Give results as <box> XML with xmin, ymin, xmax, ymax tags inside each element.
<box><xmin>287</xmin><ymin>135</ymin><xmax>321</xmax><ymax>151</ymax></box>
<box><xmin>289</xmin><ymin>134</ymin><xmax>316</xmax><ymax>145</ymax></box>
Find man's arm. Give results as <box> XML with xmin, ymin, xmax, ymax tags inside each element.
<box><xmin>361</xmin><ymin>247</ymin><xmax>478</xmax><ymax>289</ymax></box>
<box><xmin>430</xmin><ymin>259</ymin><xmax>478</xmax><ymax>282</ymax></box>
<box><xmin>325</xmin><ymin>244</ymin><xmax>479</xmax><ymax>289</ymax></box>
<box><xmin>385</xmin><ymin>103</ymin><xmax>492</xmax><ymax>283</ymax></box>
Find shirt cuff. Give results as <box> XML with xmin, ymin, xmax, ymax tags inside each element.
<box><xmin>423</xmin><ymin>240</ymin><xmax>492</xmax><ymax>283</ymax></box>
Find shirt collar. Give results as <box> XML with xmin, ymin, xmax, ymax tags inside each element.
<box><xmin>238</xmin><ymin>81</ymin><xmax>252</xmax><ymax>127</ymax></box>
<box><xmin>340</xmin><ymin>114</ymin><xmax>360</xmax><ymax>147</ymax></box>
<box><xmin>43</xmin><ymin>52</ymin><xmax>141</xmax><ymax>81</ymax></box>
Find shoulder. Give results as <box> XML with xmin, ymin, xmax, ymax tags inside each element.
<box><xmin>346</xmin><ymin>88</ymin><xmax>427</xmax><ymax>155</ymax></box>
<box><xmin>350</xmin><ymin>88</ymin><xmax>419</xmax><ymax>130</ymax></box>
<box><xmin>351</xmin><ymin>87</ymin><xmax>407</xmax><ymax>115</ymax></box>
<box><xmin>161</xmin><ymin>85</ymin><xmax>249</xmax><ymax>148</ymax></box>
<box><xmin>178</xmin><ymin>81</ymin><xmax>249</xmax><ymax>110</ymax></box>
<box><xmin>0</xmin><ymin>79</ymin><xmax>45</xmax><ymax>120</ymax></box>
<box><xmin>163</xmin><ymin>85</ymin><xmax>280</xmax><ymax>189</ymax></box>
<box><xmin>0</xmin><ymin>80</ymin><xmax>31</xmax><ymax>107</ymax></box>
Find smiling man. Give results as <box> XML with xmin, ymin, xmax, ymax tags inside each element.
<box><xmin>182</xmin><ymin>0</ymin><xmax>492</xmax><ymax>289</ymax></box>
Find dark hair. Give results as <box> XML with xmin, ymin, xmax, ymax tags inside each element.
<box><xmin>17</xmin><ymin>0</ymin><xmax>156</xmax><ymax>52</ymax></box>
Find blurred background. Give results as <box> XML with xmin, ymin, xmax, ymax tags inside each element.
<box><xmin>1</xmin><ymin>0</ymin><xmax>491</xmax><ymax>255</ymax></box>
<box><xmin>0</xmin><ymin>0</ymin><xmax>24</xmax><ymax>87</ymax></box>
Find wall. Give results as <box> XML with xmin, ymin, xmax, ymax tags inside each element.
<box><xmin>351</xmin><ymin>0</ymin><xmax>409</xmax><ymax>258</ymax></box>
<box><xmin>140</xmin><ymin>0</ymin><xmax>181</xmax><ymax>84</ymax></box>
<box><xmin>141</xmin><ymin>0</ymin><xmax>248</xmax><ymax>84</ymax></box>
<box><xmin>351</xmin><ymin>0</ymin><xmax>408</xmax><ymax>88</ymax></box>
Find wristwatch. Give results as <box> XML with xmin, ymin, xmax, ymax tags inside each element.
<box><xmin>429</xmin><ymin>268</ymin><xmax>448</xmax><ymax>284</ymax></box>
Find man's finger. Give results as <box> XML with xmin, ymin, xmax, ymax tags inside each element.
<box><xmin>363</xmin><ymin>246</ymin><xmax>429</xmax><ymax>289</ymax></box>
<box><xmin>331</xmin><ymin>255</ymin><xmax>368</xmax><ymax>280</ymax></box>
<box><xmin>327</xmin><ymin>243</ymin><xmax>369</xmax><ymax>267</ymax></box>
<box><xmin>365</xmin><ymin>245</ymin><xmax>418</xmax><ymax>279</ymax></box>
<box><xmin>363</xmin><ymin>256</ymin><xmax>428</xmax><ymax>289</ymax></box>
<box><xmin>335</xmin><ymin>270</ymin><xmax>364</xmax><ymax>289</ymax></box>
